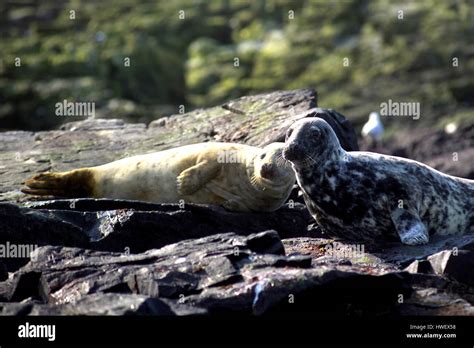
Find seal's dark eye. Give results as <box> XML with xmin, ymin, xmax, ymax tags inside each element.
<box><xmin>312</xmin><ymin>127</ymin><xmax>321</xmax><ymax>138</ymax></box>
<box><xmin>260</xmin><ymin>153</ymin><xmax>266</xmax><ymax>159</ymax></box>
<box><xmin>285</xmin><ymin>128</ymin><xmax>293</xmax><ymax>141</ymax></box>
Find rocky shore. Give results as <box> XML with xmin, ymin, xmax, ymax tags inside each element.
<box><xmin>1</xmin><ymin>89</ymin><xmax>473</xmax><ymax>316</ymax></box>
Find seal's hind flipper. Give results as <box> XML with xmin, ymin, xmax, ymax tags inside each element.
<box><xmin>22</xmin><ymin>169</ymin><xmax>95</xmax><ymax>198</ymax></box>
<box><xmin>390</xmin><ymin>208</ymin><xmax>429</xmax><ymax>245</ymax></box>
<box><xmin>176</xmin><ymin>160</ymin><xmax>220</xmax><ymax>195</ymax></box>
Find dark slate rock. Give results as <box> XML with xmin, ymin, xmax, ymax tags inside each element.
<box><xmin>1</xmin><ymin>229</ymin><xmax>474</xmax><ymax>316</ymax></box>
<box><xmin>0</xmin><ymin>203</ymin><xmax>90</xmax><ymax>272</ymax></box>
<box><xmin>0</xmin><ymin>261</ymin><xmax>7</xmax><ymax>281</ymax></box>
<box><xmin>245</xmin><ymin>230</ymin><xmax>285</xmax><ymax>255</ymax></box>
<box><xmin>0</xmin><ymin>200</ymin><xmax>313</xmax><ymax>274</ymax></box>
<box><xmin>200</xmin><ymin>256</ymin><xmax>240</xmax><ymax>288</ymax></box>
<box><xmin>150</xmin><ymin>272</ymin><xmax>201</xmax><ymax>297</ymax></box>
<box><xmin>0</xmin><ymin>300</ymin><xmax>37</xmax><ymax>316</ymax></box>
<box><xmin>404</xmin><ymin>259</ymin><xmax>435</xmax><ymax>274</ymax></box>
<box><xmin>0</xmin><ymin>231</ymin><xmax>412</xmax><ymax>316</ymax></box>
<box><xmin>7</xmin><ymin>231</ymin><xmax>284</xmax><ymax>305</ymax></box>
<box><xmin>371</xmin><ymin>233</ymin><xmax>474</xmax><ymax>266</ymax></box>
<box><xmin>34</xmin><ymin>294</ymin><xmax>179</xmax><ymax>315</ymax></box>
<box><xmin>398</xmin><ymin>287</ymin><xmax>474</xmax><ymax>316</ymax></box>
<box><xmin>428</xmin><ymin>249</ymin><xmax>474</xmax><ymax>286</ymax></box>
<box><xmin>0</xmin><ymin>294</ymin><xmax>207</xmax><ymax>316</ymax></box>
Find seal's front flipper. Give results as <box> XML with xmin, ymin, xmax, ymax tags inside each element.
<box><xmin>390</xmin><ymin>208</ymin><xmax>429</xmax><ymax>245</ymax></box>
<box><xmin>177</xmin><ymin>161</ymin><xmax>220</xmax><ymax>195</ymax></box>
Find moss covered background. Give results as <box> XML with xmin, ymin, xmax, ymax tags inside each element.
<box><xmin>1</xmin><ymin>0</ymin><xmax>473</xmax><ymax>132</ymax></box>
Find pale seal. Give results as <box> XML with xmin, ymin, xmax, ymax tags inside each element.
<box><xmin>283</xmin><ymin>117</ymin><xmax>474</xmax><ymax>245</ymax></box>
<box><xmin>22</xmin><ymin>142</ymin><xmax>295</xmax><ymax>213</ymax></box>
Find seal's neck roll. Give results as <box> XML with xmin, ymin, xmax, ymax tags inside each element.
<box><xmin>283</xmin><ymin>117</ymin><xmax>345</xmax><ymax>172</ymax></box>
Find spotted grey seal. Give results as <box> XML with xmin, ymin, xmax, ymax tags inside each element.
<box><xmin>22</xmin><ymin>142</ymin><xmax>295</xmax><ymax>213</ymax></box>
<box><xmin>283</xmin><ymin>117</ymin><xmax>473</xmax><ymax>245</ymax></box>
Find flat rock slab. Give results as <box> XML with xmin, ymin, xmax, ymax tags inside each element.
<box><xmin>0</xmin><ymin>198</ymin><xmax>313</xmax><ymax>273</ymax></box>
<box><xmin>282</xmin><ymin>234</ymin><xmax>474</xmax><ymax>267</ymax></box>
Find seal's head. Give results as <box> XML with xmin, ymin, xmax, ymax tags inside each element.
<box><xmin>251</xmin><ymin>142</ymin><xmax>295</xmax><ymax>186</ymax></box>
<box><xmin>283</xmin><ymin>117</ymin><xmax>343</xmax><ymax>167</ymax></box>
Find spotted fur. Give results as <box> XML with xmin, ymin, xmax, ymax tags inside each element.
<box><xmin>283</xmin><ymin>117</ymin><xmax>474</xmax><ymax>245</ymax></box>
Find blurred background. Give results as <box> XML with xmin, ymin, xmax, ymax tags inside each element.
<box><xmin>1</xmin><ymin>0</ymin><xmax>473</xmax><ymax>134</ymax></box>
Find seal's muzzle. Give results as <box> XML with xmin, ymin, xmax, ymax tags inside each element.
<box><xmin>282</xmin><ymin>143</ymin><xmax>304</xmax><ymax>162</ymax></box>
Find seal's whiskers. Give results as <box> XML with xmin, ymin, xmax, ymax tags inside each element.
<box><xmin>300</xmin><ymin>153</ymin><xmax>318</xmax><ymax>168</ymax></box>
<box><xmin>275</xmin><ymin>152</ymin><xmax>289</xmax><ymax>167</ymax></box>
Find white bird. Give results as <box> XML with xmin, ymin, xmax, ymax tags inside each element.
<box><xmin>444</xmin><ymin>122</ymin><xmax>458</xmax><ymax>134</ymax></box>
<box><xmin>362</xmin><ymin>112</ymin><xmax>384</xmax><ymax>149</ymax></box>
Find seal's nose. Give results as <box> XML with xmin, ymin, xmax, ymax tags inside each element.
<box><xmin>282</xmin><ymin>143</ymin><xmax>304</xmax><ymax>161</ymax></box>
<box><xmin>260</xmin><ymin>163</ymin><xmax>274</xmax><ymax>179</ymax></box>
